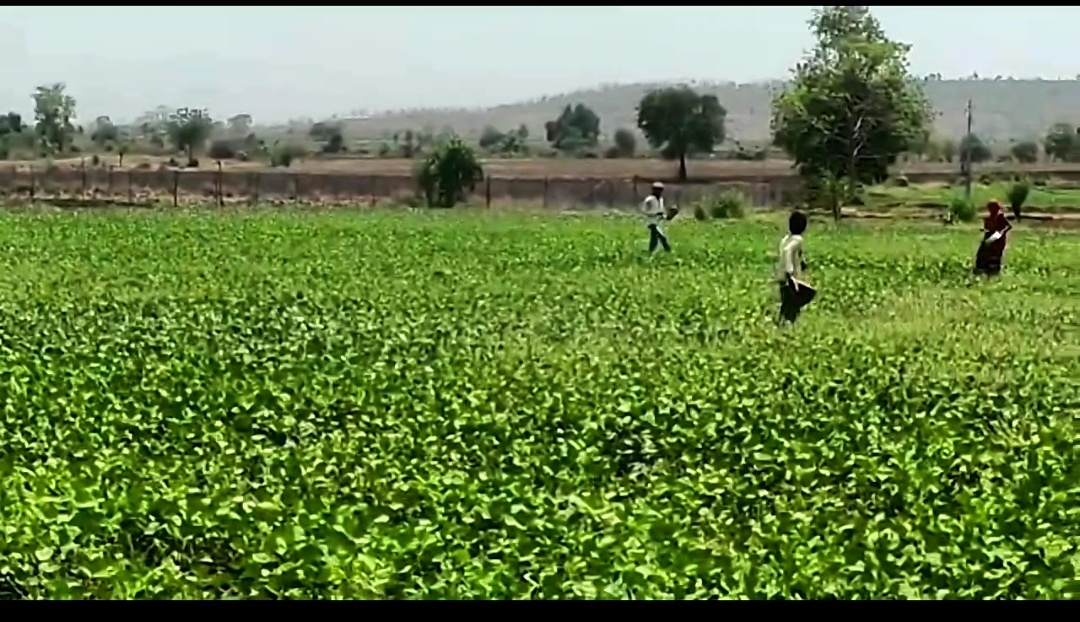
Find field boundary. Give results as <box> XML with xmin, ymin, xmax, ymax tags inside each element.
<box><xmin>5</xmin><ymin>162</ymin><xmax>1080</xmax><ymax>213</ymax></box>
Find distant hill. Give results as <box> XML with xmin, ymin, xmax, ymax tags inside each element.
<box><xmin>339</xmin><ymin>79</ymin><xmax>1080</xmax><ymax>145</ymax></box>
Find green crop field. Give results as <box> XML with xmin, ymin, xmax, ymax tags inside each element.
<box><xmin>0</xmin><ymin>209</ymin><xmax>1076</xmax><ymax>599</ymax></box>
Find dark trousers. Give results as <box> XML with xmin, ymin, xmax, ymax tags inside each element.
<box><xmin>778</xmin><ymin>279</ymin><xmax>816</xmax><ymax>324</ymax></box>
<box><xmin>648</xmin><ymin>224</ymin><xmax>670</xmax><ymax>252</ymax></box>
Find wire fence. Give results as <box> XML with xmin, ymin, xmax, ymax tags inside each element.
<box><xmin>0</xmin><ymin>164</ymin><xmax>808</xmax><ymax>210</ymax></box>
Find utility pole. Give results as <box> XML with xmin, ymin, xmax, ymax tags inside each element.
<box><xmin>963</xmin><ymin>99</ymin><xmax>973</xmax><ymax>203</ymax></box>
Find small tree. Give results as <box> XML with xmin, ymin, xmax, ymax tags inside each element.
<box><xmin>309</xmin><ymin>121</ymin><xmax>345</xmax><ymax>154</ymax></box>
<box><xmin>637</xmin><ymin>86</ymin><xmax>726</xmax><ymax>180</ymax></box>
<box><xmin>165</xmin><ymin>107</ymin><xmax>213</xmax><ymax>161</ymax></box>
<box><xmin>770</xmin><ymin>6</ymin><xmax>933</xmax><ymax>219</ymax></box>
<box><xmin>612</xmin><ymin>128</ymin><xmax>637</xmax><ymax>158</ymax></box>
<box><xmin>227</xmin><ymin>114</ymin><xmax>253</xmax><ymax>137</ymax></box>
<box><xmin>544</xmin><ymin>104</ymin><xmax>600</xmax><ymax>152</ymax></box>
<box><xmin>1044</xmin><ymin>123</ymin><xmax>1076</xmax><ymax>162</ymax></box>
<box><xmin>90</xmin><ymin>115</ymin><xmax>118</xmax><ymax>148</ymax></box>
<box><xmin>33</xmin><ymin>83</ymin><xmax>77</xmax><ymax>155</ymax></box>
<box><xmin>1010</xmin><ymin>140</ymin><xmax>1039</xmax><ymax>164</ymax></box>
<box><xmin>959</xmin><ymin>134</ymin><xmax>992</xmax><ymax>164</ymax></box>
<box><xmin>414</xmin><ymin>137</ymin><xmax>484</xmax><ymax>208</ymax></box>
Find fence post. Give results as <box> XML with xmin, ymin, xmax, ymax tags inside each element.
<box><xmin>29</xmin><ymin>168</ymin><xmax>35</xmax><ymax>203</ymax></box>
<box><xmin>80</xmin><ymin>158</ymin><xmax>87</xmax><ymax>198</ymax></box>
<box><xmin>216</xmin><ymin>161</ymin><xmax>224</xmax><ymax>207</ymax></box>
<box><xmin>172</xmin><ymin>170</ymin><xmax>179</xmax><ymax>207</ymax></box>
<box><xmin>485</xmin><ymin>176</ymin><xmax>491</xmax><ymax>208</ymax></box>
<box><xmin>543</xmin><ymin>176</ymin><xmax>549</xmax><ymax>209</ymax></box>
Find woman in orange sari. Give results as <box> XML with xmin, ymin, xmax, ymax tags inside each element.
<box><xmin>974</xmin><ymin>199</ymin><xmax>1013</xmax><ymax>277</ymax></box>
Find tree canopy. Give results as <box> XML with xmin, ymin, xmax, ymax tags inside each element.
<box><xmin>544</xmin><ymin>104</ymin><xmax>600</xmax><ymax>152</ymax></box>
<box><xmin>636</xmin><ymin>86</ymin><xmax>726</xmax><ymax>180</ymax></box>
<box><xmin>771</xmin><ymin>6</ymin><xmax>933</xmax><ymax>204</ymax></box>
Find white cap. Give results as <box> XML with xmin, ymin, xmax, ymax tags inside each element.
<box><xmin>652</xmin><ymin>181</ymin><xmax>664</xmax><ymax>189</ymax></box>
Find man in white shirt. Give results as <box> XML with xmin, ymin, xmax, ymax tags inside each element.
<box><xmin>777</xmin><ymin>211</ymin><xmax>816</xmax><ymax>325</ymax></box>
<box><xmin>641</xmin><ymin>181</ymin><xmax>672</xmax><ymax>253</ymax></box>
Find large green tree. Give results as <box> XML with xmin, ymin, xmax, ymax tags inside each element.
<box><xmin>33</xmin><ymin>83</ymin><xmax>77</xmax><ymax>155</ymax></box>
<box><xmin>636</xmin><ymin>86</ymin><xmax>726</xmax><ymax>181</ymax></box>
<box><xmin>771</xmin><ymin>6</ymin><xmax>932</xmax><ymax>216</ymax></box>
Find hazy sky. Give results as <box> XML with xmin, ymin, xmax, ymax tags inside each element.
<box><xmin>0</xmin><ymin>6</ymin><xmax>1075</xmax><ymax>124</ymax></box>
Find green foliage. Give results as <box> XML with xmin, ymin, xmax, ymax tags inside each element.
<box><xmin>0</xmin><ymin>212</ymin><xmax>1075</xmax><ymax>599</ymax></box>
<box><xmin>33</xmin><ymin>83</ymin><xmax>77</xmax><ymax>155</ymax></box>
<box><xmin>165</xmin><ymin>107</ymin><xmax>214</xmax><ymax>161</ymax></box>
<box><xmin>1010</xmin><ymin>140</ymin><xmax>1039</xmax><ymax>164</ymax></box>
<box><xmin>949</xmin><ymin>195</ymin><xmax>976</xmax><ymax>223</ymax></box>
<box><xmin>208</xmin><ymin>139</ymin><xmax>238</xmax><ymax>160</ymax></box>
<box><xmin>1043</xmin><ymin>123</ymin><xmax>1080</xmax><ymax>162</ymax></box>
<box><xmin>309</xmin><ymin>121</ymin><xmax>346</xmax><ymax>154</ymax></box>
<box><xmin>696</xmin><ymin>190</ymin><xmax>746</xmax><ymax>220</ymax></box>
<box><xmin>771</xmin><ymin>7</ymin><xmax>933</xmax><ymax>191</ymax></box>
<box><xmin>612</xmin><ymin>128</ymin><xmax>637</xmax><ymax>158</ymax></box>
<box><xmin>1006</xmin><ymin>180</ymin><xmax>1031</xmax><ymax>213</ymax></box>
<box><xmin>270</xmin><ymin>142</ymin><xmax>306</xmax><ymax>168</ymax></box>
<box><xmin>414</xmin><ymin>137</ymin><xmax>484</xmax><ymax>208</ymax></box>
<box><xmin>544</xmin><ymin>104</ymin><xmax>601</xmax><ymax>152</ymax></box>
<box><xmin>479</xmin><ymin>125</ymin><xmax>529</xmax><ymax>156</ymax></box>
<box><xmin>90</xmin><ymin>116</ymin><xmax>118</xmax><ymax>147</ymax></box>
<box><xmin>959</xmin><ymin>134</ymin><xmax>992</xmax><ymax>164</ymax></box>
<box><xmin>636</xmin><ymin>86</ymin><xmax>726</xmax><ymax>181</ymax></box>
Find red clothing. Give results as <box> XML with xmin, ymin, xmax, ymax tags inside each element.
<box><xmin>983</xmin><ymin>211</ymin><xmax>1009</xmax><ymax>255</ymax></box>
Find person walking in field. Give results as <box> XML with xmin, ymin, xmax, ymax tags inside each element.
<box><xmin>776</xmin><ymin>211</ymin><xmax>817</xmax><ymax>326</ymax></box>
<box><xmin>642</xmin><ymin>181</ymin><xmax>674</xmax><ymax>253</ymax></box>
<box><xmin>973</xmin><ymin>199</ymin><xmax>1013</xmax><ymax>277</ymax></box>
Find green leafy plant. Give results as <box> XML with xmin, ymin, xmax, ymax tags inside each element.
<box><xmin>414</xmin><ymin>137</ymin><xmax>484</xmax><ymax>208</ymax></box>
<box><xmin>0</xmin><ymin>211</ymin><xmax>1074</xmax><ymax>599</ymax></box>
<box><xmin>949</xmin><ymin>195</ymin><xmax>976</xmax><ymax>223</ymax></box>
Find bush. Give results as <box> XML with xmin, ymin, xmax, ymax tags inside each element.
<box><xmin>693</xmin><ymin>205</ymin><xmax>708</xmax><ymax>221</ymax></box>
<box><xmin>414</xmin><ymin>137</ymin><xmax>484</xmax><ymax>208</ymax></box>
<box><xmin>1011</xmin><ymin>140</ymin><xmax>1039</xmax><ymax>164</ymax></box>
<box><xmin>1006</xmin><ymin>180</ymin><xmax>1030</xmax><ymax>218</ymax></box>
<box><xmin>949</xmin><ymin>196</ymin><xmax>976</xmax><ymax>223</ymax></box>
<box><xmin>891</xmin><ymin>174</ymin><xmax>909</xmax><ymax>187</ymax></box>
<box><xmin>698</xmin><ymin>191</ymin><xmax>746</xmax><ymax>220</ymax></box>
<box><xmin>208</xmin><ymin>139</ymin><xmax>237</xmax><ymax>160</ymax></box>
<box><xmin>271</xmin><ymin>144</ymin><xmax>306</xmax><ymax>168</ymax></box>
<box><xmin>612</xmin><ymin>128</ymin><xmax>636</xmax><ymax>158</ymax></box>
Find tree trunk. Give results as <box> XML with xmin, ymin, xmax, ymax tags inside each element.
<box><xmin>678</xmin><ymin>154</ymin><xmax>687</xmax><ymax>181</ymax></box>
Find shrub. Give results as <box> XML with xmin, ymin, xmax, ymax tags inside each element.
<box><xmin>1006</xmin><ymin>180</ymin><xmax>1030</xmax><ymax>219</ymax></box>
<box><xmin>693</xmin><ymin>205</ymin><xmax>708</xmax><ymax>221</ymax></box>
<box><xmin>271</xmin><ymin>144</ymin><xmax>306</xmax><ymax>168</ymax></box>
<box><xmin>949</xmin><ymin>196</ymin><xmax>976</xmax><ymax>223</ymax></box>
<box><xmin>891</xmin><ymin>174</ymin><xmax>909</xmax><ymax>187</ymax></box>
<box><xmin>414</xmin><ymin>137</ymin><xmax>484</xmax><ymax>208</ymax></box>
<box><xmin>208</xmin><ymin>139</ymin><xmax>237</xmax><ymax>160</ymax></box>
<box><xmin>612</xmin><ymin>128</ymin><xmax>636</xmax><ymax>158</ymax></box>
<box><xmin>699</xmin><ymin>190</ymin><xmax>746</xmax><ymax>220</ymax></box>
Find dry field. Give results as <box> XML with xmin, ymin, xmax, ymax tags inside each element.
<box><xmin>22</xmin><ymin>154</ymin><xmax>1080</xmax><ymax>182</ymax></box>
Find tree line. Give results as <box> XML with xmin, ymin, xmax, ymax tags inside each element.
<box><xmin>2</xmin><ymin>6</ymin><xmax>1077</xmax><ymax>194</ymax></box>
